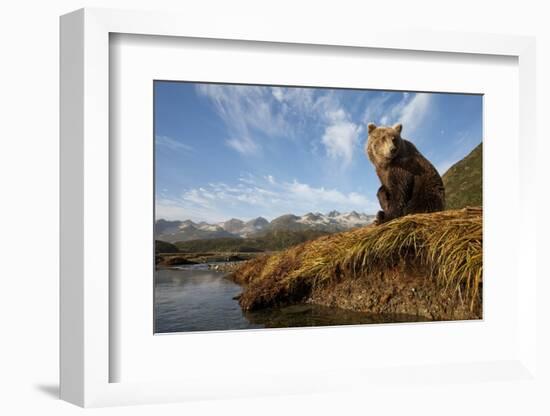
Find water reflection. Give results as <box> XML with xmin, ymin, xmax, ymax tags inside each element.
<box><xmin>245</xmin><ymin>304</ymin><xmax>428</xmax><ymax>328</ymax></box>
<box><xmin>155</xmin><ymin>267</ymin><xmax>428</xmax><ymax>334</ymax></box>
<box><xmin>155</xmin><ymin>268</ymin><xmax>263</xmax><ymax>333</ymax></box>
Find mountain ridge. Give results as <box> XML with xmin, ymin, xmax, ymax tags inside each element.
<box><xmin>156</xmin><ymin>211</ymin><xmax>375</xmax><ymax>243</ymax></box>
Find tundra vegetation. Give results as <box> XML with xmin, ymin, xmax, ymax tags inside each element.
<box><xmin>231</xmin><ymin>207</ymin><xmax>482</xmax><ymax>321</ymax></box>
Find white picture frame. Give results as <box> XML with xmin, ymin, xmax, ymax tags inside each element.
<box><xmin>60</xmin><ymin>8</ymin><xmax>538</xmax><ymax>408</ymax></box>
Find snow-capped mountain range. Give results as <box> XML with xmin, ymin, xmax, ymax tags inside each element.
<box><xmin>156</xmin><ymin>211</ymin><xmax>375</xmax><ymax>243</ymax></box>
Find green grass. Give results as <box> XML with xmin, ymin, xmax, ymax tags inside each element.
<box><xmin>442</xmin><ymin>143</ymin><xmax>482</xmax><ymax>210</ymax></box>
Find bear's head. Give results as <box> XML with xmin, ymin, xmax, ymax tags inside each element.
<box><xmin>365</xmin><ymin>122</ymin><xmax>403</xmax><ymax>166</ymax></box>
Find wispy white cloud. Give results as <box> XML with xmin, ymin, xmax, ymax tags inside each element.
<box><xmin>195</xmin><ymin>84</ymin><xmax>290</xmax><ymax>155</ymax></box>
<box><xmin>155</xmin><ymin>174</ymin><xmax>377</xmax><ymax>222</ymax></box>
<box><xmin>156</xmin><ymin>135</ymin><xmax>193</xmax><ymax>152</ymax></box>
<box><xmin>396</xmin><ymin>93</ymin><xmax>432</xmax><ymax>132</ymax></box>
<box><xmin>314</xmin><ymin>92</ymin><xmax>363</xmax><ymax>167</ymax></box>
<box><xmin>363</xmin><ymin>92</ymin><xmax>433</xmax><ymax>135</ymax></box>
<box><xmin>362</xmin><ymin>93</ymin><xmax>394</xmax><ymax>126</ymax></box>
<box><xmin>197</xmin><ymin>85</ymin><xmax>431</xmax><ymax>166</ymax></box>
<box><xmin>197</xmin><ymin>84</ymin><xmax>362</xmax><ymax>166</ymax></box>
<box><xmin>322</xmin><ymin>121</ymin><xmax>363</xmax><ymax>166</ymax></box>
<box><xmin>226</xmin><ymin>136</ymin><xmax>258</xmax><ymax>154</ymax></box>
<box><xmin>270</xmin><ymin>87</ymin><xmax>315</xmax><ymax>114</ymax></box>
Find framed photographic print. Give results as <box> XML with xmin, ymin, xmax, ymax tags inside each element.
<box><xmin>153</xmin><ymin>81</ymin><xmax>483</xmax><ymax>334</ymax></box>
<box><xmin>60</xmin><ymin>7</ymin><xmax>538</xmax><ymax>408</ymax></box>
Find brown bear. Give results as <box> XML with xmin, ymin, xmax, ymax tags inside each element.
<box><xmin>365</xmin><ymin>122</ymin><xmax>445</xmax><ymax>224</ymax></box>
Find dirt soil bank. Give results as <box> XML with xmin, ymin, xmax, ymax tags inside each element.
<box><xmin>306</xmin><ymin>265</ymin><xmax>481</xmax><ymax>320</ymax></box>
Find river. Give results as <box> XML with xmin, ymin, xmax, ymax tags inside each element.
<box><xmin>154</xmin><ymin>264</ymin><xmax>425</xmax><ymax>333</ymax></box>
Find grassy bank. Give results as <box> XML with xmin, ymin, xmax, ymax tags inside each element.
<box><xmin>231</xmin><ymin>207</ymin><xmax>483</xmax><ymax>321</ymax></box>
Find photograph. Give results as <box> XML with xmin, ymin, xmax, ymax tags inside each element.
<box><xmin>153</xmin><ymin>81</ymin><xmax>483</xmax><ymax>333</ymax></box>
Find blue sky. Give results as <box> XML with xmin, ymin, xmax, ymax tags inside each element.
<box><xmin>155</xmin><ymin>81</ymin><xmax>482</xmax><ymax>222</ymax></box>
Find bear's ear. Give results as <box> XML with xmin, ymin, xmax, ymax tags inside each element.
<box><xmin>367</xmin><ymin>123</ymin><xmax>377</xmax><ymax>134</ymax></box>
<box><xmin>393</xmin><ymin>123</ymin><xmax>403</xmax><ymax>135</ymax></box>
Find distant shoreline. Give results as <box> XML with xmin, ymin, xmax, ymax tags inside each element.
<box><xmin>155</xmin><ymin>251</ymin><xmax>263</xmax><ymax>268</ymax></box>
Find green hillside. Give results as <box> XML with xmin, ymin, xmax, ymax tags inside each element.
<box><xmin>155</xmin><ymin>240</ymin><xmax>180</xmax><ymax>254</ymax></box>
<box><xmin>442</xmin><ymin>143</ymin><xmax>482</xmax><ymax>210</ymax></box>
<box><xmin>175</xmin><ymin>229</ymin><xmax>331</xmax><ymax>253</ymax></box>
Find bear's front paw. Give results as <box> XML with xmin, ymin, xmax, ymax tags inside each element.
<box><xmin>374</xmin><ymin>210</ymin><xmax>385</xmax><ymax>225</ymax></box>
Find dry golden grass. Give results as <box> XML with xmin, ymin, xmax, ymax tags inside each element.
<box><xmin>232</xmin><ymin>207</ymin><xmax>482</xmax><ymax>311</ymax></box>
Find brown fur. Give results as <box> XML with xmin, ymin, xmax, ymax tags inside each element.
<box><xmin>365</xmin><ymin>123</ymin><xmax>445</xmax><ymax>224</ymax></box>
